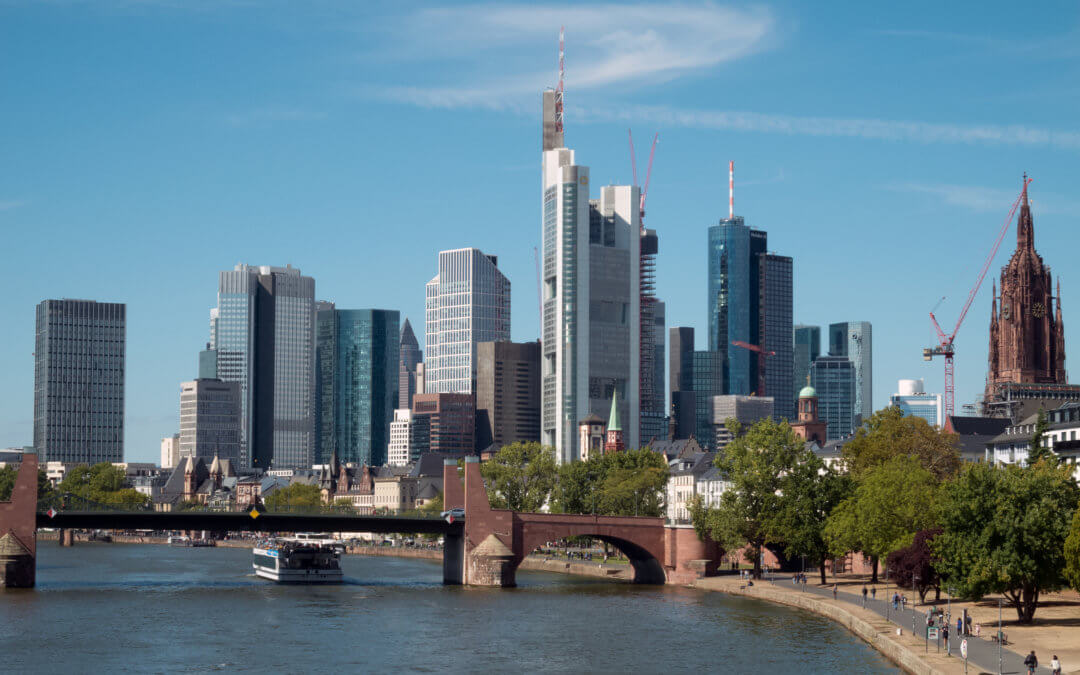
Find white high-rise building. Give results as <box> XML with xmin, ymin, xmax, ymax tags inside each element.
<box><xmin>160</xmin><ymin>434</ymin><xmax>180</xmax><ymax>469</ymax></box>
<box><xmin>541</xmin><ymin>96</ymin><xmax>640</xmax><ymax>463</ymax></box>
<box><xmin>388</xmin><ymin>409</ymin><xmax>414</xmax><ymax>467</ymax></box>
<box><xmin>889</xmin><ymin>379</ymin><xmax>943</xmax><ymax>428</ymax></box>
<box><xmin>424</xmin><ymin>248</ymin><xmax>511</xmax><ymax>394</ymax></box>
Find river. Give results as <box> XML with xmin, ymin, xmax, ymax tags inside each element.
<box><xmin>1</xmin><ymin>541</ymin><xmax>898</xmax><ymax>673</ymax></box>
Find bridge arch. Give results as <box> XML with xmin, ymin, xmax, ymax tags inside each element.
<box><xmin>516</xmin><ymin>516</ymin><xmax>667</xmax><ymax>585</ymax></box>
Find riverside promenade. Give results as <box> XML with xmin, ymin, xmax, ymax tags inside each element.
<box><xmin>695</xmin><ymin>574</ymin><xmax>1057</xmax><ymax>674</ymax></box>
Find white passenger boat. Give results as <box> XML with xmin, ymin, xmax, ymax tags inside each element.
<box><xmin>252</xmin><ymin>536</ymin><xmax>345</xmax><ymax>584</ymax></box>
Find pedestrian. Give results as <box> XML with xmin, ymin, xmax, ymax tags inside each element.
<box><xmin>1024</xmin><ymin>650</ymin><xmax>1038</xmax><ymax>675</ymax></box>
<box><xmin>871</xmin><ymin>586</ymin><xmax>876</xmax><ymax>600</ymax></box>
<box><xmin>1050</xmin><ymin>654</ymin><xmax>1061</xmax><ymax>675</ymax></box>
<box><xmin>832</xmin><ymin>584</ymin><xmax>838</xmax><ymax>600</ymax></box>
<box><xmin>893</xmin><ymin>593</ymin><xmax>899</xmax><ymax>610</ymax></box>
<box><xmin>862</xmin><ymin>585</ymin><xmax>868</xmax><ymax>606</ymax></box>
<box><xmin>943</xmin><ymin>624</ymin><xmax>949</xmax><ymax>655</ymax></box>
<box><xmin>901</xmin><ymin>594</ymin><xmax>907</xmax><ymax>611</ymax></box>
<box><xmin>957</xmin><ymin>616</ymin><xmax>963</xmax><ymax>636</ymax></box>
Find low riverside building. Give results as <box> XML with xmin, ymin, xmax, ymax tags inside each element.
<box><xmin>987</xmin><ymin>402</ymin><xmax>1080</xmax><ymax>480</ymax></box>
<box><xmin>665</xmin><ymin>451</ymin><xmax>715</xmax><ymax>523</ymax></box>
<box><xmin>943</xmin><ymin>415</ymin><xmax>1009</xmax><ymax>463</ymax></box>
<box><xmin>153</xmin><ymin>456</ymin><xmax>235</xmax><ymax>511</ymax></box>
<box><xmin>374</xmin><ymin>471</ymin><xmax>419</xmax><ymax>514</ymax></box>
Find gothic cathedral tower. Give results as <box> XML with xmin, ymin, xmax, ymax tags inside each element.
<box><xmin>986</xmin><ymin>176</ymin><xmax>1067</xmax><ymax>401</ymax></box>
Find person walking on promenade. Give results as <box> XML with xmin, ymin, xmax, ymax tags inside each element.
<box><xmin>832</xmin><ymin>584</ymin><xmax>838</xmax><ymax>601</ymax></box>
<box><xmin>862</xmin><ymin>585</ymin><xmax>868</xmax><ymax>607</ymax></box>
<box><xmin>942</xmin><ymin>624</ymin><xmax>949</xmax><ymax>656</ymax></box>
<box><xmin>1050</xmin><ymin>654</ymin><xmax>1061</xmax><ymax>675</ymax></box>
<box><xmin>1024</xmin><ymin>650</ymin><xmax>1038</xmax><ymax>675</ymax></box>
<box><xmin>871</xmin><ymin>586</ymin><xmax>876</xmax><ymax>600</ymax></box>
<box><xmin>901</xmin><ymin>594</ymin><xmax>907</xmax><ymax>611</ymax></box>
<box><xmin>893</xmin><ymin>593</ymin><xmax>899</xmax><ymax>610</ymax></box>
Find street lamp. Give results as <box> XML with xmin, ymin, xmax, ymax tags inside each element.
<box><xmin>913</xmin><ymin>575</ymin><xmax>919</xmax><ymax>641</ymax></box>
<box><xmin>998</xmin><ymin>597</ymin><xmax>1003</xmax><ymax>675</ymax></box>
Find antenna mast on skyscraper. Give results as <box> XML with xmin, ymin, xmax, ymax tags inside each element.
<box><xmin>729</xmin><ymin>160</ymin><xmax>734</xmax><ymax>219</ymax></box>
<box><xmin>555</xmin><ymin>26</ymin><xmax>565</xmax><ymax>136</ymax></box>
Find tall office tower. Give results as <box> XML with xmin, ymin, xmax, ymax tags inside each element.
<box><xmin>541</xmin><ymin>129</ymin><xmax>641</xmax><ymax>462</ymax></box>
<box><xmin>668</xmin><ymin>326</ymin><xmax>696</xmax><ymax>440</ymax></box>
<box><xmin>425</xmin><ymin>248</ymin><xmax>510</xmax><ymax>395</ymax></box>
<box><xmin>198</xmin><ymin>343</ymin><xmax>218</xmax><ymax>380</ymax></box>
<box><xmin>793</xmin><ymin>325</ymin><xmax>821</xmax><ymax>395</ymax></box>
<box><xmin>212</xmin><ymin>264</ymin><xmax>315</xmax><ymax>470</ymax></box>
<box><xmin>314</xmin><ymin>301</ymin><xmax>337</xmax><ymax>464</ymax></box>
<box><xmin>890</xmin><ymin>379</ymin><xmax>944</xmax><ymax>427</ymax></box>
<box><xmin>411</xmin><ymin>393</ymin><xmax>475</xmax><ymax>455</ymax></box>
<box><xmin>711</xmin><ymin>395</ymin><xmax>774</xmax><ymax>448</ymax></box>
<box><xmin>34</xmin><ymin>299</ymin><xmax>126</xmax><ymax>463</ymax></box>
<box><xmin>387</xmin><ymin>409</ymin><xmax>414</xmax><ymax>467</ymax></box>
<box><xmin>178</xmin><ymin>379</ymin><xmax>241</xmax><ymax>465</ymax></box>
<box><xmin>810</xmin><ymin>356</ymin><xmax>857</xmax><ymax>439</ymax></box>
<box><xmin>691</xmin><ymin>351</ymin><xmax>725</xmax><ymax>448</ymax></box>
<box><xmin>828</xmin><ymin>321</ymin><xmax>873</xmax><ymax>422</ymax></box>
<box><xmin>759</xmin><ymin>254</ymin><xmax>794</xmax><ymax>421</ymax></box>
<box><xmin>315</xmin><ymin>308</ymin><xmax>400</xmax><ymax>467</ymax></box>
<box><xmin>475</xmin><ymin>341</ymin><xmax>541</xmax><ymax>451</ymax></box>
<box><xmin>399</xmin><ymin>318</ymin><xmax>422</xmax><ymax>410</ymax></box>
<box><xmin>707</xmin><ymin>222</ymin><xmax>769</xmax><ymax>395</ymax></box>
<box><xmin>161</xmin><ymin>434</ymin><xmax>180</xmax><ymax>470</ymax></box>
<box><xmin>640</xmin><ymin>300</ymin><xmax>667</xmax><ymax>444</ymax></box>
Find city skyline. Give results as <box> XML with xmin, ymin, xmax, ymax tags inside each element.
<box><xmin>3</xmin><ymin>2</ymin><xmax>1080</xmax><ymax>462</ymax></box>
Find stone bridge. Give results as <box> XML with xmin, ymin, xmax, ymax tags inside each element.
<box><xmin>442</xmin><ymin>457</ymin><xmax>721</xmax><ymax>587</ymax></box>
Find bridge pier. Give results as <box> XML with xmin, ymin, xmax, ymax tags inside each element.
<box><xmin>0</xmin><ymin>454</ymin><xmax>38</xmax><ymax>589</ymax></box>
<box><xmin>442</xmin><ymin>529</ymin><xmax>464</xmax><ymax>585</ymax></box>
<box><xmin>59</xmin><ymin>529</ymin><xmax>74</xmax><ymax>547</ymax></box>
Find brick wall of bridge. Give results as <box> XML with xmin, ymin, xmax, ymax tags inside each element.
<box><xmin>0</xmin><ymin>454</ymin><xmax>38</xmax><ymax>588</ymax></box>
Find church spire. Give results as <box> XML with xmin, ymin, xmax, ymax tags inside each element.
<box><xmin>1017</xmin><ymin>173</ymin><xmax>1034</xmax><ymax>250</ymax></box>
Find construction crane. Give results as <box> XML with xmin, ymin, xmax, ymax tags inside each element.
<box><xmin>732</xmin><ymin>341</ymin><xmax>775</xmax><ymax>396</ymax></box>
<box><xmin>629</xmin><ymin>130</ymin><xmax>660</xmax><ymax>438</ymax></box>
<box><xmin>923</xmin><ymin>175</ymin><xmax>1033</xmax><ymax>418</ymax></box>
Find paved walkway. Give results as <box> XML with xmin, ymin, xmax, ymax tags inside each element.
<box><xmin>768</xmin><ymin>575</ymin><xmax>1050</xmax><ymax>674</ymax></box>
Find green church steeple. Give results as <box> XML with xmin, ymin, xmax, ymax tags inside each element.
<box><xmin>607</xmin><ymin>391</ymin><xmax>621</xmax><ymax>431</ymax></box>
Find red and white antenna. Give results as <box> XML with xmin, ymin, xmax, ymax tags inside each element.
<box><xmin>555</xmin><ymin>26</ymin><xmax>565</xmax><ymax>135</ymax></box>
<box><xmin>728</xmin><ymin>160</ymin><xmax>734</xmax><ymax>219</ymax></box>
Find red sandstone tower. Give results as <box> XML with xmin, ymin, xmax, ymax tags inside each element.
<box><xmin>985</xmin><ymin>176</ymin><xmax>1067</xmax><ymax>403</ymax></box>
<box><xmin>604</xmin><ymin>392</ymin><xmax>625</xmax><ymax>454</ymax></box>
<box><xmin>790</xmin><ymin>385</ymin><xmax>827</xmax><ymax>444</ymax></box>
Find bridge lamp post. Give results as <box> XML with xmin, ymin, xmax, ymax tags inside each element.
<box><xmin>912</xmin><ymin>575</ymin><xmax>919</xmax><ymax>640</ymax></box>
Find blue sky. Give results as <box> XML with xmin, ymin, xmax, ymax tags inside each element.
<box><xmin>3</xmin><ymin>1</ymin><xmax>1079</xmax><ymax>463</ymax></box>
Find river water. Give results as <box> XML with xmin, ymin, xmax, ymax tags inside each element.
<box><xmin>1</xmin><ymin>542</ymin><xmax>897</xmax><ymax>673</ymax></box>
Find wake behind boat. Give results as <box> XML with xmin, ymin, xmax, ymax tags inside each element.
<box><xmin>252</xmin><ymin>535</ymin><xmax>345</xmax><ymax>584</ymax></box>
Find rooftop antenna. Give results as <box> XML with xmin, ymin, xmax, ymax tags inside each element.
<box><xmin>728</xmin><ymin>160</ymin><xmax>734</xmax><ymax>219</ymax></box>
<box><xmin>555</xmin><ymin>26</ymin><xmax>565</xmax><ymax>137</ymax></box>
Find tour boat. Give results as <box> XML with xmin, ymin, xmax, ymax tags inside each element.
<box><xmin>252</xmin><ymin>537</ymin><xmax>344</xmax><ymax>584</ymax></box>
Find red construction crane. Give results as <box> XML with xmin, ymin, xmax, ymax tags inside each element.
<box><xmin>629</xmin><ymin>129</ymin><xmax>658</xmax><ymax>224</ymax></box>
<box><xmin>923</xmin><ymin>175</ymin><xmax>1033</xmax><ymax>418</ymax></box>
<box><xmin>732</xmin><ymin>340</ymin><xmax>775</xmax><ymax>396</ymax></box>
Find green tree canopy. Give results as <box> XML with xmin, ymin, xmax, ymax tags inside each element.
<box><xmin>553</xmin><ymin>449</ymin><xmax>668</xmax><ymax>517</ymax></box>
<box><xmin>553</xmin><ymin>456</ymin><xmax>605</xmax><ymax>515</ymax></box>
<box><xmin>0</xmin><ymin>465</ymin><xmax>15</xmax><ymax>501</ymax></box>
<box><xmin>1027</xmin><ymin>409</ymin><xmax>1057</xmax><ymax>466</ymax></box>
<box><xmin>691</xmin><ymin>418</ymin><xmax>805</xmax><ymax>579</ymax></box>
<box><xmin>55</xmin><ymin>462</ymin><xmax>148</xmax><ymax>507</ymax></box>
<box><xmin>263</xmin><ymin>483</ymin><xmax>323</xmax><ymax>511</ymax></box>
<box><xmin>824</xmin><ymin>455</ymin><xmax>939</xmax><ymax>582</ymax></box>
<box><xmin>841</xmin><ymin>406</ymin><xmax>960</xmax><ymax>480</ymax></box>
<box><xmin>479</xmin><ymin>442</ymin><xmax>557</xmax><ymax>512</ymax></box>
<box><xmin>1065</xmin><ymin>504</ymin><xmax>1080</xmax><ymax>593</ymax></box>
<box><xmin>771</xmin><ymin>448</ymin><xmax>854</xmax><ymax>584</ymax></box>
<box><xmin>933</xmin><ymin>461</ymin><xmax>1079</xmax><ymax>623</ymax></box>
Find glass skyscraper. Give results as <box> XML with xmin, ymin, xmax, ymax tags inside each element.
<box><xmin>890</xmin><ymin>379</ymin><xmax>943</xmax><ymax>428</ymax></box>
<box><xmin>828</xmin><ymin>321</ymin><xmax>873</xmax><ymax>422</ymax></box>
<box><xmin>760</xmin><ymin>254</ymin><xmax>794</xmax><ymax>421</ymax></box>
<box><xmin>425</xmin><ymin>248</ymin><xmax>510</xmax><ymax>394</ymax></box>
<box><xmin>793</xmin><ymin>325</ymin><xmax>821</xmax><ymax>395</ymax></box>
<box><xmin>691</xmin><ymin>350</ymin><xmax>725</xmax><ymax>448</ymax></box>
<box><xmin>707</xmin><ymin>217</ymin><xmax>751</xmax><ymax>394</ymax></box>
<box><xmin>34</xmin><ymin>299</ymin><xmax>126</xmax><ymax>464</ymax></box>
<box><xmin>212</xmin><ymin>264</ymin><xmax>315</xmax><ymax>470</ymax></box>
<box><xmin>315</xmin><ymin>308</ymin><xmax>399</xmax><ymax>466</ymax></box>
<box><xmin>810</xmin><ymin>356</ymin><xmax>857</xmax><ymax>439</ymax></box>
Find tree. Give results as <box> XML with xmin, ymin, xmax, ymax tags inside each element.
<box><xmin>553</xmin><ymin>457</ymin><xmax>604</xmax><ymax>514</ymax></box>
<box><xmin>933</xmin><ymin>461</ymin><xmax>1079</xmax><ymax>623</ymax></box>
<box><xmin>263</xmin><ymin>483</ymin><xmax>323</xmax><ymax>512</ymax></box>
<box><xmin>1066</xmin><ymin>505</ymin><xmax>1080</xmax><ymax>593</ymax></box>
<box><xmin>771</xmin><ymin>449</ymin><xmax>854</xmax><ymax>584</ymax></box>
<box><xmin>886</xmin><ymin>528</ymin><xmax>942</xmax><ymax>602</ymax></box>
<box><xmin>824</xmin><ymin>456</ymin><xmax>939</xmax><ymax>583</ymax></box>
<box><xmin>595</xmin><ymin>449</ymin><xmax>668</xmax><ymax>517</ymax></box>
<box><xmin>841</xmin><ymin>406</ymin><xmax>960</xmax><ymax>480</ymax></box>
<box><xmin>0</xmin><ymin>466</ymin><xmax>14</xmax><ymax>501</ymax></box>
<box><xmin>691</xmin><ymin>418</ymin><xmax>804</xmax><ymax>579</ymax></box>
<box><xmin>1027</xmin><ymin>409</ymin><xmax>1057</xmax><ymax>466</ymax></box>
<box><xmin>478</xmin><ymin>442</ymin><xmax>557</xmax><ymax>512</ymax></box>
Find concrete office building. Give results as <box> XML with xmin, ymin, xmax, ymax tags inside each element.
<box><xmin>178</xmin><ymin>379</ymin><xmax>241</xmax><ymax>465</ymax></box>
<box><xmin>793</xmin><ymin>325</ymin><xmax>821</xmax><ymax>396</ymax></box>
<box><xmin>541</xmin><ymin>115</ymin><xmax>641</xmax><ymax>462</ymax></box>
<box><xmin>211</xmin><ymin>264</ymin><xmax>315</xmax><ymax>470</ymax></box>
<box><xmin>890</xmin><ymin>379</ymin><xmax>944</xmax><ymax>428</ymax></box>
<box><xmin>475</xmin><ymin>341</ymin><xmax>541</xmax><ymax>451</ymax></box>
<box><xmin>387</xmin><ymin>409</ymin><xmax>415</xmax><ymax>467</ymax></box>
<box><xmin>34</xmin><ymin>299</ymin><xmax>126</xmax><ymax>464</ymax></box>
<box><xmin>161</xmin><ymin>434</ymin><xmax>180</xmax><ymax>470</ymax></box>
<box><xmin>759</xmin><ymin>254</ymin><xmax>794</xmax><ymax>421</ymax></box>
<box><xmin>425</xmin><ymin>248</ymin><xmax>510</xmax><ymax>395</ymax></box>
<box><xmin>412</xmin><ymin>393</ymin><xmax>475</xmax><ymax>456</ymax></box>
<box><xmin>399</xmin><ymin>318</ymin><xmax>422</xmax><ymax>410</ymax></box>
<box><xmin>315</xmin><ymin>308</ymin><xmax>400</xmax><ymax>467</ymax></box>
<box><xmin>810</xmin><ymin>356</ymin><xmax>857</xmax><ymax>439</ymax></box>
<box><xmin>829</xmin><ymin>321</ymin><xmax>873</xmax><ymax>422</ymax></box>
<box><xmin>712</xmin><ymin>395</ymin><xmax>774</xmax><ymax>448</ymax></box>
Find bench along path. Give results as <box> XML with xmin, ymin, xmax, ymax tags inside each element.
<box><xmin>768</xmin><ymin>575</ymin><xmax>1051</xmax><ymax>675</ymax></box>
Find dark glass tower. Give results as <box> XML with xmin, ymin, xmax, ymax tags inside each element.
<box><xmin>760</xmin><ymin>254</ymin><xmax>793</xmax><ymax>421</ymax></box>
<box><xmin>34</xmin><ymin>299</ymin><xmax>126</xmax><ymax>464</ymax></box>
<box><xmin>399</xmin><ymin>318</ymin><xmax>422</xmax><ymax>410</ymax></box>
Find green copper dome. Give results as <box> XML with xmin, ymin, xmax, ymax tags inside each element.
<box><xmin>798</xmin><ymin>385</ymin><xmax>817</xmax><ymax>399</ymax></box>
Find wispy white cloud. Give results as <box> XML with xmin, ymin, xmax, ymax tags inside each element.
<box><xmin>0</xmin><ymin>200</ymin><xmax>26</xmax><ymax>212</ymax></box>
<box><xmin>886</xmin><ymin>182</ymin><xmax>1080</xmax><ymax>217</ymax></box>
<box><xmin>225</xmin><ymin>106</ymin><xmax>326</xmax><ymax>128</ymax></box>
<box><xmin>373</xmin><ymin>3</ymin><xmax>776</xmax><ymax>109</ymax></box>
<box><xmin>580</xmin><ymin>104</ymin><xmax>1080</xmax><ymax>151</ymax></box>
